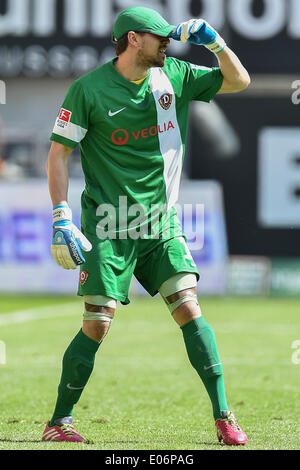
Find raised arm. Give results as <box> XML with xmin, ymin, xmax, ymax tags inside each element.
<box><xmin>216</xmin><ymin>47</ymin><xmax>250</xmax><ymax>94</ymax></box>
<box><xmin>171</xmin><ymin>18</ymin><xmax>251</xmax><ymax>94</ymax></box>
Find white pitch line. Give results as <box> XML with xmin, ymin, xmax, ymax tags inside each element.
<box><xmin>0</xmin><ymin>302</ymin><xmax>81</xmax><ymax>326</ymax></box>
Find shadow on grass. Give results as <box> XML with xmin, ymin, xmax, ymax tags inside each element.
<box><xmin>0</xmin><ymin>438</ymin><xmax>47</xmax><ymax>444</ymax></box>
<box><xmin>0</xmin><ymin>438</ymin><xmax>93</xmax><ymax>445</ymax></box>
<box><xmin>102</xmin><ymin>439</ymin><xmax>221</xmax><ymax>448</ymax></box>
<box><xmin>0</xmin><ymin>438</ymin><xmax>224</xmax><ymax>449</ymax></box>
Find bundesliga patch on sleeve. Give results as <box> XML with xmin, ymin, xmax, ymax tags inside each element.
<box><xmin>56</xmin><ymin>108</ymin><xmax>72</xmax><ymax>129</ymax></box>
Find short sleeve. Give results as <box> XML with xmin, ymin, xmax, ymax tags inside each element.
<box><xmin>50</xmin><ymin>80</ymin><xmax>89</xmax><ymax>149</ymax></box>
<box><xmin>185</xmin><ymin>63</ymin><xmax>224</xmax><ymax>102</ymax></box>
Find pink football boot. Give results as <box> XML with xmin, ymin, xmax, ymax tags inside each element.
<box><xmin>42</xmin><ymin>417</ymin><xmax>85</xmax><ymax>442</ymax></box>
<box><xmin>215</xmin><ymin>411</ymin><xmax>248</xmax><ymax>446</ymax></box>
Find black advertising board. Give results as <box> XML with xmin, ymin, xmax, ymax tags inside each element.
<box><xmin>189</xmin><ymin>94</ymin><xmax>300</xmax><ymax>257</ymax></box>
<box><xmin>0</xmin><ymin>0</ymin><xmax>300</xmax><ymax>77</ymax></box>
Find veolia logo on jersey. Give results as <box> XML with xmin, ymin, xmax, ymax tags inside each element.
<box><xmin>111</xmin><ymin>121</ymin><xmax>175</xmax><ymax>146</ymax></box>
<box><xmin>159</xmin><ymin>93</ymin><xmax>172</xmax><ymax>110</ymax></box>
<box><xmin>111</xmin><ymin>129</ymin><xmax>129</xmax><ymax>146</ymax></box>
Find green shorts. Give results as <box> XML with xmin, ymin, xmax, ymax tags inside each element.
<box><xmin>78</xmin><ymin>211</ymin><xmax>199</xmax><ymax>304</ymax></box>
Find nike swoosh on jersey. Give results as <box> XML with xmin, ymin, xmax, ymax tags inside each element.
<box><xmin>108</xmin><ymin>107</ymin><xmax>126</xmax><ymax>117</ymax></box>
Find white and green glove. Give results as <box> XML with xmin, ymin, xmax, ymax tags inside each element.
<box><xmin>51</xmin><ymin>204</ymin><xmax>92</xmax><ymax>270</ymax></box>
<box><xmin>171</xmin><ymin>19</ymin><xmax>226</xmax><ymax>54</ymax></box>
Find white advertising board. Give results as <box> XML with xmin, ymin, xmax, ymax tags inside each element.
<box><xmin>0</xmin><ymin>179</ymin><xmax>227</xmax><ymax>297</ymax></box>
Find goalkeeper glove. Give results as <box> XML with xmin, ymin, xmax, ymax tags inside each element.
<box><xmin>51</xmin><ymin>204</ymin><xmax>92</xmax><ymax>270</ymax></box>
<box><xmin>171</xmin><ymin>19</ymin><xmax>226</xmax><ymax>54</ymax></box>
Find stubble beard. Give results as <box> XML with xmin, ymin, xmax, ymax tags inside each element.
<box><xmin>137</xmin><ymin>49</ymin><xmax>166</xmax><ymax>69</ymax></box>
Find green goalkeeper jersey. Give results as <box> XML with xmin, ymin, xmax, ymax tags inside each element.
<box><xmin>50</xmin><ymin>57</ymin><xmax>223</xmax><ymax>237</ymax></box>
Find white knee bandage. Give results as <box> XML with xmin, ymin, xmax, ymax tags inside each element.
<box><xmin>159</xmin><ymin>273</ymin><xmax>199</xmax><ymax>314</ymax></box>
<box><xmin>83</xmin><ymin>295</ymin><xmax>117</xmax><ymax>322</ymax></box>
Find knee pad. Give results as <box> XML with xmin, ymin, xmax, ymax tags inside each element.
<box><xmin>83</xmin><ymin>295</ymin><xmax>117</xmax><ymax>322</ymax></box>
<box><xmin>159</xmin><ymin>273</ymin><xmax>199</xmax><ymax>314</ymax></box>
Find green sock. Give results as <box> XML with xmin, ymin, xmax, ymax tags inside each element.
<box><xmin>50</xmin><ymin>329</ymin><xmax>101</xmax><ymax>427</ymax></box>
<box><xmin>181</xmin><ymin>316</ymin><xmax>229</xmax><ymax>420</ymax></box>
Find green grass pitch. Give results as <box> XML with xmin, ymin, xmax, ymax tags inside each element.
<box><xmin>0</xmin><ymin>294</ymin><xmax>299</xmax><ymax>450</ymax></box>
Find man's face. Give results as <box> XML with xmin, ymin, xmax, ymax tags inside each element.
<box><xmin>136</xmin><ymin>33</ymin><xmax>170</xmax><ymax>68</ymax></box>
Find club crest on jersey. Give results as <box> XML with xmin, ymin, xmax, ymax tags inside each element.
<box><xmin>159</xmin><ymin>93</ymin><xmax>172</xmax><ymax>110</ymax></box>
<box><xmin>80</xmin><ymin>270</ymin><xmax>89</xmax><ymax>286</ymax></box>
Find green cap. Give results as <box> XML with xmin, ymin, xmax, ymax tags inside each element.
<box><xmin>112</xmin><ymin>6</ymin><xmax>175</xmax><ymax>43</ymax></box>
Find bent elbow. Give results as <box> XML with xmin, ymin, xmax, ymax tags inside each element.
<box><xmin>243</xmin><ymin>74</ymin><xmax>251</xmax><ymax>89</ymax></box>
<box><xmin>238</xmin><ymin>73</ymin><xmax>251</xmax><ymax>91</ymax></box>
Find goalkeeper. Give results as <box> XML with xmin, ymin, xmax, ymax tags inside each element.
<box><xmin>43</xmin><ymin>7</ymin><xmax>250</xmax><ymax>446</ymax></box>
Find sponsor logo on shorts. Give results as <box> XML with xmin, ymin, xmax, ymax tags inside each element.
<box><xmin>80</xmin><ymin>270</ymin><xmax>89</xmax><ymax>285</ymax></box>
<box><xmin>159</xmin><ymin>93</ymin><xmax>172</xmax><ymax>110</ymax></box>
